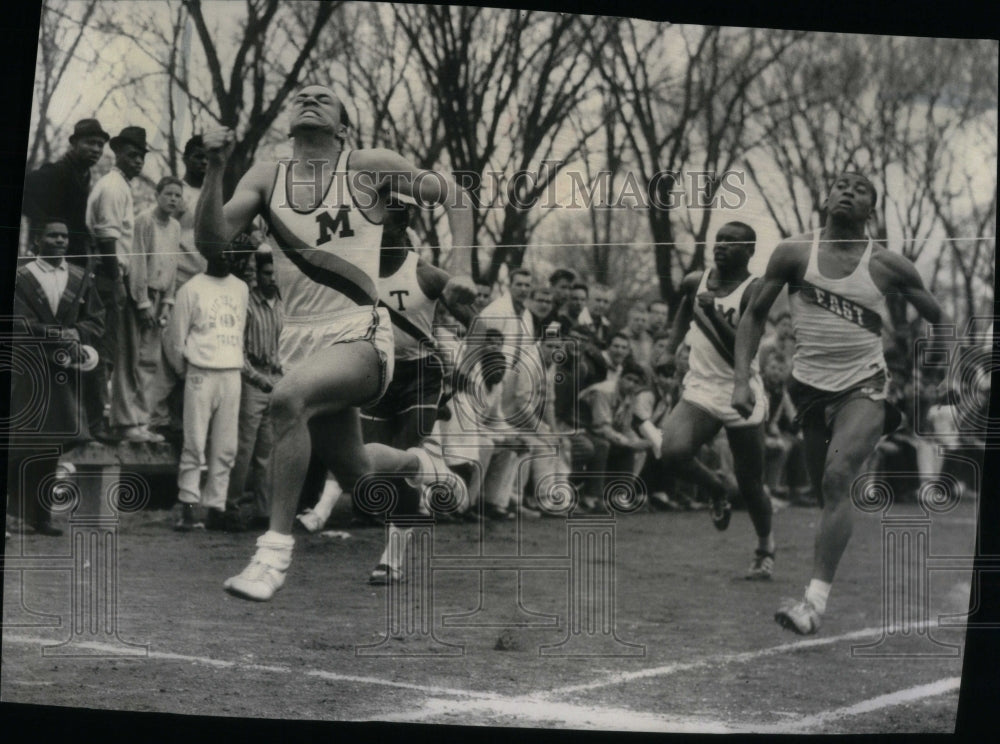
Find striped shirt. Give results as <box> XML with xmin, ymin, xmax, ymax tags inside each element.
<box><xmin>242</xmin><ymin>286</ymin><xmax>283</xmax><ymax>385</ymax></box>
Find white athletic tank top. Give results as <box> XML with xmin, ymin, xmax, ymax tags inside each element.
<box><xmin>789</xmin><ymin>230</ymin><xmax>888</xmax><ymax>391</ymax></box>
<box><xmin>265</xmin><ymin>149</ymin><xmax>383</xmax><ymax>321</ymax></box>
<box><xmin>378</xmin><ymin>250</ymin><xmax>436</xmax><ymax>361</ymax></box>
<box><xmin>684</xmin><ymin>270</ymin><xmax>758</xmax><ymax>383</ymax></box>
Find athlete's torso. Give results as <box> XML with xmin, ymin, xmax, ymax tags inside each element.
<box><xmin>789</xmin><ymin>230</ymin><xmax>889</xmax><ymax>391</ymax></box>
<box><xmin>684</xmin><ymin>270</ymin><xmax>757</xmax><ymax>384</ymax></box>
<box><xmin>378</xmin><ymin>250</ymin><xmax>437</xmax><ymax>361</ymax></box>
<box><xmin>265</xmin><ymin>149</ymin><xmax>383</xmax><ymax>321</ymax></box>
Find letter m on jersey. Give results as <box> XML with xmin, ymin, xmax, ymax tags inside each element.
<box><xmin>316</xmin><ymin>207</ymin><xmax>355</xmax><ymax>244</ymax></box>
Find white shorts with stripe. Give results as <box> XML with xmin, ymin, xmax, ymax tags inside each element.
<box><xmin>279</xmin><ymin>305</ymin><xmax>395</xmax><ymax>402</ymax></box>
<box><xmin>681</xmin><ymin>371</ymin><xmax>767</xmax><ymax>428</ymax></box>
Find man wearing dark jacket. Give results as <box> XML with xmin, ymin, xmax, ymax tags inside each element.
<box><xmin>7</xmin><ymin>218</ymin><xmax>105</xmax><ymax>535</ymax></box>
<box><xmin>22</xmin><ymin>119</ymin><xmax>109</xmax><ymax>269</ymax></box>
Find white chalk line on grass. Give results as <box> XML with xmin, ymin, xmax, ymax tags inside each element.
<box><xmin>4</xmin><ymin>618</ymin><xmax>960</xmax><ymax>700</ymax></box>
<box><xmin>0</xmin><ymin>634</ymin><xmax>497</xmax><ymax>700</ymax></box>
<box><xmin>4</xmin><ymin>621</ymin><xmax>966</xmax><ymax>732</ymax></box>
<box><xmin>385</xmin><ymin>696</ymin><xmax>738</xmax><ymax>732</ymax></box>
<box><xmin>749</xmin><ymin>676</ymin><xmax>962</xmax><ymax>734</ymax></box>
<box><xmin>386</xmin><ymin>677</ymin><xmax>962</xmax><ymax>733</ymax></box>
<box><xmin>547</xmin><ymin>618</ymin><xmax>945</xmax><ymax>695</ymax></box>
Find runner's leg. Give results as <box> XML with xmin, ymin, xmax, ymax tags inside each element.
<box><xmin>725</xmin><ymin>424</ymin><xmax>774</xmax><ymax>554</ymax></box>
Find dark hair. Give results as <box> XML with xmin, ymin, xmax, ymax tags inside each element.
<box><xmin>255</xmin><ymin>252</ymin><xmax>274</xmax><ymax>269</ymax></box>
<box><xmin>654</xmin><ymin>361</ymin><xmax>676</xmax><ymax>378</ymax></box>
<box><xmin>183</xmin><ymin>135</ymin><xmax>204</xmax><ymax>158</ymax></box>
<box><xmin>155</xmin><ymin>176</ymin><xmax>184</xmax><ymax>194</ymax></box>
<box><xmin>653</xmin><ymin>331</ymin><xmax>672</xmax><ymax>343</ymax></box>
<box><xmin>549</xmin><ymin>268</ymin><xmax>575</xmax><ymax>285</ymax></box>
<box><xmin>570</xmin><ymin>282</ymin><xmax>589</xmax><ymax>296</ymax></box>
<box><xmin>610</xmin><ymin>332</ymin><xmax>631</xmax><ymax>346</ymax></box>
<box><xmin>721</xmin><ymin>220</ymin><xmax>757</xmax><ymax>246</ymax></box>
<box><xmin>32</xmin><ymin>216</ymin><xmax>69</xmax><ymax>240</ymax></box>
<box><xmin>620</xmin><ymin>359</ymin><xmax>647</xmax><ymax>382</ymax></box>
<box><xmin>475</xmin><ymin>279</ymin><xmax>492</xmax><ymax>289</ymax></box>
<box><xmin>510</xmin><ymin>267</ymin><xmax>532</xmax><ymax>281</ymax></box>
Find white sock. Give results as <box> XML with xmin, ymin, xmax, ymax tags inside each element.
<box><xmin>805</xmin><ymin>579</ymin><xmax>832</xmax><ymax>615</ymax></box>
<box><xmin>378</xmin><ymin>524</ymin><xmax>412</xmax><ymax>570</ymax></box>
<box><xmin>254</xmin><ymin>530</ymin><xmax>294</xmax><ymax>570</ymax></box>
<box><xmin>311</xmin><ymin>479</ymin><xmax>343</xmax><ymax>522</ymax></box>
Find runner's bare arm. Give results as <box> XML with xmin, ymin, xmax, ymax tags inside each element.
<box><xmin>416</xmin><ymin>259</ymin><xmax>477</xmax><ymax>327</ymax></box>
<box><xmin>357</xmin><ymin>149</ymin><xmax>474</xmax><ymax>269</ymax></box>
<box><xmin>734</xmin><ymin>243</ymin><xmax>799</xmax><ymax>386</ymax></box>
<box><xmin>877</xmin><ymin>250</ymin><xmax>946</xmax><ymax>325</ymax></box>
<box><xmin>195</xmin><ymin>128</ymin><xmax>269</xmax><ymax>260</ymax></box>
<box><xmin>877</xmin><ymin>250</ymin><xmax>957</xmax><ymax>391</ymax></box>
<box><xmin>663</xmin><ymin>272</ymin><xmax>701</xmax><ymax>360</ymax></box>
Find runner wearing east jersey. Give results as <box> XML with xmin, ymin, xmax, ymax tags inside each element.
<box><xmin>657</xmin><ymin>222</ymin><xmax>776</xmax><ymax>580</ymax></box>
<box><xmin>732</xmin><ymin>172</ymin><xmax>949</xmax><ymax>634</ymax></box>
<box><xmin>196</xmin><ymin>84</ymin><xmax>473</xmax><ymax>601</ymax></box>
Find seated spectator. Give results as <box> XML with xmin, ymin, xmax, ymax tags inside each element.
<box><xmin>646</xmin><ymin>299</ymin><xmax>670</xmax><ymax>340</ymax></box>
<box><xmin>548</xmin><ymin>268</ymin><xmax>576</xmax><ymax>318</ymax></box>
<box><xmin>602</xmin><ymin>332</ymin><xmax>633</xmax><ymax>384</ymax></box>
<box><xmin>759</xmin><ymin>311</ymin><xmax>795</xmax><ymax>372</ymax></box>
<box><xmin>527</xmin><ymin>287</ymin><xmax>555</xmax><ymax>340</ymax></box>
<box><xmin>473</xmin><ymin>280</ymin><xmax>493</xmax><ymax>315</ymax></box>
<box><xmin>588</xmin><ymin>284</ymin><xmax>614</xmax><ymax>349</ymax></box>
<box><xmin>577</xmin><ymin>360</ymin><xmax>651</xmax><ymax>511</ymax></box>
<box><xmin>622</xmin><ymin>303</ymin><xmax>653</xmax><ymax>368</ymax></box>
<box><xmin>558</xmin><ymin>282</ymin><xmax>596</xmax><ymax>338</ymax></box>
<box><xmin>650</xmin><ymin>330</ymin><xmax>673</xmax><ymax>371</ymax></box>
<box><xmin>7</xmin><ymin>218</ymin><xmax>105</xmax><ymax>536</ymax></box>
<box><xmin>439</xmin><ymin>328</ymin><xmax>510</xmax><ymax>519</ymax></box>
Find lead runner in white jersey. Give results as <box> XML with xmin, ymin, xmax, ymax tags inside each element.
<box><xmin>733</xmin><ymin>172</ymin><xmax>949</xmax><ymax>635</ymax></box>
<box><xmin>195</xmin><ymin>85</ymin><xmax>473</xmax><ymax>602</ymax></box>
<box><xmin>657</xmin><ymin>222</ymin><xmax>776</xmax><ymax>580</ymax></box>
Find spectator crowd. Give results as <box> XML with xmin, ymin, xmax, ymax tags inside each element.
<box><xmin>8</xmin><ymin>117</ymin><xmax>986</xmax><ymax>538</ymax></box>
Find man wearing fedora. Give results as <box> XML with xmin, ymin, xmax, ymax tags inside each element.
<box><xmin>86</xmin><ymin>126</ymin><xmax>150</xmax><ymax>441</ymax></box>
<box><xmin>22</xmin><ymin>118</ymin><xmax>111</xmax><ymax>440</ymax></box>
<box><xmin>22</xmin><ymin>118</ymin><xmax>110</xmax><ymax>269</ymax></box>
<box><xmin>7</xmin><ymin>217</ymin><xmax>105</xmax><ymax>535</ymax></box>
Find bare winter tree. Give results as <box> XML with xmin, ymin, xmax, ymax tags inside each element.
<box><xmin>393</xmin><ymin>6</ymin><xmax>602</xmax><ymax>283</ymax></box>
<box><xmin>27</xmin><ymin>0</ymin><xmax>100</xmax><ymax>171</ymax></box>
<box><xmin>590</xmin><ymin>21</ymin><xmax>801</xmax><ymax>313</ymax></box>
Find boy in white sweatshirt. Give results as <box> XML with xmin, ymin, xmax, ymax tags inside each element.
<box><xmin>164</xmin><ymin>245</ymin><xmax>249</xmax><ymax>530</ymax></box>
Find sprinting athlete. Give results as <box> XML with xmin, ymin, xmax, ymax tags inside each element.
<box><xmin>297</xmin><ymin>203</ymin><xmax>476</xmax><ymax>584</ymax></box>
<box><xmin>657</xmin><ymin>221</ymin><xmax>776</xmax><ymax>580</ymax></box>
<box><xmin>732</xmin><ymin>172</ymin><xmax>948</xmax><ymax>633</ymax></box>
<box><xmin>196</xmin><ymin>84</ymin><xmax>473</xmax><ymax>601</ymax></box>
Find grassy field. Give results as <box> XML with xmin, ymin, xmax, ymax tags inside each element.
<box><xmin>2</xmin><ymin>490</ymin><xmax>979</xmax><ymax>733</ymax></box>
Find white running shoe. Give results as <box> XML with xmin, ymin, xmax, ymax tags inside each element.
<box><xmin>774</xmin><ymin>597</ymin><xmax>821</xmax><ymax>634</ymax></box>
<box><xmin>223</xmin><ymin>537</ymin><xmax>292</xmax><ymax>601</ymax></box>
<box><xmin>296</xmin><ymin>508</ymin><xmax>325</xmax><ymax>534</ymax></box>
<box><xmin>405</xmin><ymin>437</ymin><xmax>469</xmax><ymax>511</ymax></box>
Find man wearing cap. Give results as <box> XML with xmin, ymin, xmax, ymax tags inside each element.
<box><xmin>7</xmin><ymin>218</ymin><xmax>105</xmax><ymax>536</ymax></box>
<box><xmin>85</xmin><ymin>126</ymin><xmax>149</xmax><ymax>439</ymax></box>
<box><xmin>23</xmin><ymin>118</ymin><xmax>110</xmax><ymax>269</ymax></box>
